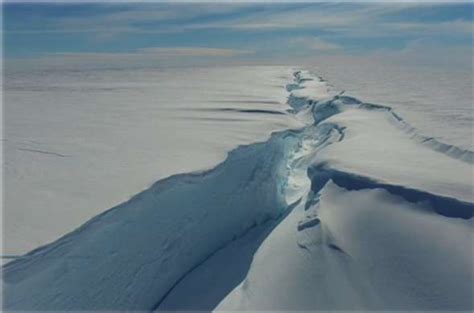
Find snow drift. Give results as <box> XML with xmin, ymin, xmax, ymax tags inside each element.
<box><xmin>3</xmin><ymin>68</ymin><xmax>473</xmax><ymax>311</ymax></box>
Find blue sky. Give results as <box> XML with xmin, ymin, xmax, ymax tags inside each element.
<box><xmin>4</xmin><ymin>2</ymin><xmax>473</xmax><ymax>68</ymax></box>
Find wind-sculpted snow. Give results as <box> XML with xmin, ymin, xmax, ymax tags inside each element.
<box><xmin>3</xmin><ymin>68</ymin><xmax>473</xmax><ymax>311</ymax></box>
<box><xmin>309</xmin><ymin>164</ymin><xmax>473</xmax><ymax>219</ymax></box>
<box><xmin>216</xmin><ymin>69</ymin><xmax>474</xmax><ymax>311</ymax></box>
<box><xmin>3</xmin><ymin>127</ymin><xmax>308</xmax><ymax>310</ymax></box>
<box><xmin>217</xmin><ymin>181</ymin><xmax>473</xmax><ymax>311</ymax></box>
<box><xmin>312</xmin><ymin>103</ymin><xmax>473</xmax><ymax>165</ymax></box>
<box><xmin>4</xmin><ymin>66</ymin><xmax>301</xmax><ymax>256</ymax></box>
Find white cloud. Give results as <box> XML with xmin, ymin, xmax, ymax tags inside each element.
<box><xmin>6</xmin><ymin>46</ymin><xmax>255</xmax><ymax>71</ymax></box>
<box><xmin>290</xmin><ymin>37</ymin><xmax>341</xmax><ymax>51</ymax></box>
<box><xmin>365</xmin><ymin>38</ymin><xmax>473</xmax><ymax>69</ymax></box>
<box><xmin>136</xmin><ymin>47</ymin><xmax>253</xmax><ymax>57</ymax></box>
<box><xmin>46</xmin><ymin>47</ymin><xmax>253</xmax><ymax>59</ymax></box>
<box><xmin>179</xmin><ymin>4</ymin><xmax>473</xmax><ymax>40</ymax></box>
<box><xmin>9</xmin><ymin>3</ymin><xmax>472</xmax><ymax>42</ymax></box>
<box><xmin>383</xmin><ymin>20</ymin><xmax>474</xmax><ymax>36</ymax></box>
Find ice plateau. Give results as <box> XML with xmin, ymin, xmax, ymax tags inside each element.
<box><xmin>2</xmin><ymin>68</ymin><xmax>473</xmax><ymax>312</ymax></box>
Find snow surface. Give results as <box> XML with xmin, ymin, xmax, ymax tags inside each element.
<box><xmin>216</xmin><ymin>181</ymin><xmax>473</xmax><ymax>311</ymax></box>
<box><xmin>315</xmin><ymin>107</ymin><xmax>473</xmax><ymax>202</ymax></box>
<box><xmin>3</xmin><ymin>67</ymin><xmax>473</xmax><ymax>311</ymax></box>
<box><xmin>162</xmin><ymin>70</ymin><xmax>474</xmax><ymax>312</ymax></box>
<box><xmin>308</xmin><ymin>58</ymin><xmax>474</xmax><ymax>150</ymax></box>
<box><xmin>3</xmin><ymin>66</ymin><xmax>302</xmax><ymax>255</ymax></box>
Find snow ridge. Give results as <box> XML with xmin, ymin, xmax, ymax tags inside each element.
<box><xmin>309</xmin><ymin>164</ymin><xmax>473</xmax><ymax>219</ymax></box>
<box><xmin>216</xmin><ymin>69</ymin><xmax>473</xmax><ymax>311</ymax></box>
<box><xmin>3</xmin><ymin>121</ymin><xmax>309</xmax><ymax>310</ymax></box>
<box><xmin>290</xmin><ymin>70</ymin><xmax>474</xmax><ymax>164</ymax></box>
<box><xmin>287</xmin><ymin>70</ymin><xmax>473</xmax><ymax>219</ymax></box>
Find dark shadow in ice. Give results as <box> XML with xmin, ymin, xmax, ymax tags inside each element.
<box><xmin>194</xmin><ymin>107</ymin><xmax>286</xmax><ymax>115</ymax></box>
<box><xmin>327</xmin><ymin>243</ymin><xmax>348</xmax><ymax>256</ymax></box>
<box><xmin>216</xmin><ymin>108</ymin><xmax>285</xmax><ymax>115</ymax></box>
<box><xmin>309</xmin><ymin>164</ymin><xmax>474</xmax><ymax>219</ymax></box>
<box><xmin>156</xmin><ymin>199</ymin><xmax>300</xmax><ymax>312</ymax></box>
<box><xmin>210</xmin><ymin>100</ymin><xmax>281</xmax><ymax>105</ymax></box>
<box><xmin>18</xmin><ymin>147</ymin><xmax>70</xmax><ymax>158</ymax></box>
<box><xmin>297</xmin><ymin>217</ymin><xmax>320</xmax><ymax>231</ymax></box>
<box><xmin>180</xmin><ymin>116</ymin><xmax>251</xmax><ymax>123</ymax></box>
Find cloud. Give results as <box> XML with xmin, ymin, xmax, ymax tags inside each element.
<box><xmin>290</xmin><ymin>37</ymin><xmax>341</xmax><ymax>51</ymax></box>
<box><xmin>5</xmin><ymin>2</ymin><xmax>472</xmax><ymax>64</ymax></box>
<box><xmin>179</xmin><ymin>3</ymin><xmax>473</xmax><ymax>41</ymax></box>
<box><xmin>7</xmin><ymin>3</ymin><xmax>256</xmax><ymax>34</ymax></box>
<box><xmin>6</xmin><ymin>46</ymin><xmax>255</xmax><ymax>71</ymax></box>
<box><xmin>383</xmin><ymin>19</ymin><xmax>473</xmax><ymax>36</ymax></box>
<box><xmin>136</xmin><ymin>47</ymin><xmax>253</xmax><ymax>57</ymax></box>
<box><xmin>365</xmin><ymin>38</ymin><xmax>473</xmax><ymax>69</ymax></box>
<box><xmin>44</xmin><ymin>46</ymin><xmax>253</xmax><ymax>59</ymax></box>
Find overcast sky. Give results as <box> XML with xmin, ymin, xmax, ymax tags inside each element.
<box><xmin>4</xmin><ymin>2</ymin><xmax>473</xmax><ymax>68</ymax></box>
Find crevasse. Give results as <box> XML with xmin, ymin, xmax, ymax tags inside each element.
<box><xmin>3</xmin><ymin>69</ymin><xmax>473</xmax><ymax>312</ymax></box>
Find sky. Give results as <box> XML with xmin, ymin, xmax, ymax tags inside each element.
<box><xmin>3</xmin><ymin>2</ymin><xmax>473</xmax><ymax>69</ymax></box>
